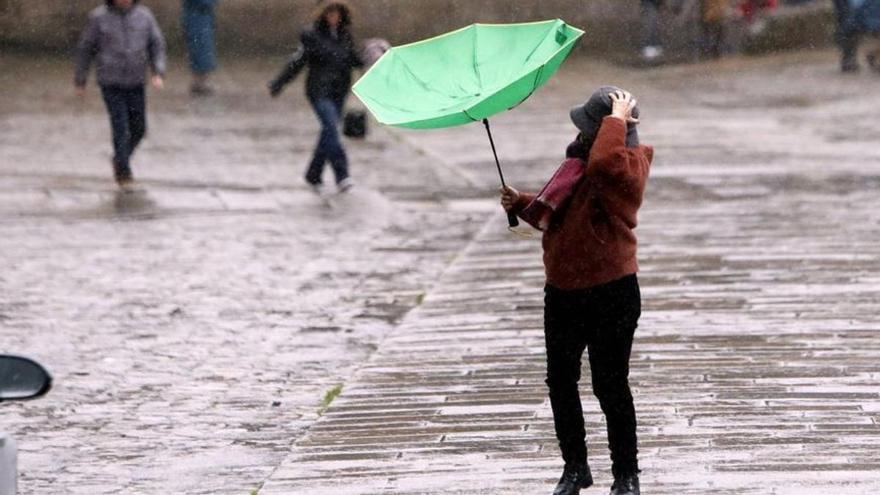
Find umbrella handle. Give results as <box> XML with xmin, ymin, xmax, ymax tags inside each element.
<box><xmin>482</xmin><ymin>119</ymin><xmax>520</xmax><ymax>229</ymax></box>
<box><xmin>506</xmin><ymin>211</ymin><xmax>520</xmax><ymax>228</ymax></box>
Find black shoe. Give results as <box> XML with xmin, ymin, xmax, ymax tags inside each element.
<box><xmin>841</xmin><ymin>58</ymin><xmax>860</xmax><ymax>73</ymax></box>
<box><xmin>610</xmin><ymin>473</ymin><xmax>640</xmax><ymax>495</ymax></box>
<box><xmin>113</xmin><ymin>159</ymin><xmax>134</xmax><ymax>190</ymax></box>
<box><xmin>190</xmin><ymin>84</ymin><xmax>215</xmax><ymax>97</ymax></box>
<box><xmin>552</xmin><ymin>463</ymin><xmax>593</xmax><ymax>495</ymax></box>
<box><xmin>867</xmin><ymin>52</ymin><xmax>880</xmax><ymax>74</ymax></box>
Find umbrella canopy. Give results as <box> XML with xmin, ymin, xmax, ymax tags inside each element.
<box><xmin>353</xmin><ymin>19</ymin><xmax>584</xmax><ymax>130</ymax></box>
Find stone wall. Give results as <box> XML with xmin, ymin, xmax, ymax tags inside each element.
<box><xmin>0</xmin><ymin>0</ymin><xmax>643</xmax><ymax>54</ymax></box>
<box><xmin>0</xmin><ymin>0</ymin><xmax>832</xmax><ymax>57</ymax></box>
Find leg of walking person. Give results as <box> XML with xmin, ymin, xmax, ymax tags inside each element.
<box><xmin>184</xmin><ymin>7</ymin><xmax>218</xmax><ymax>96</ymax></box>
<box><xmin>100</xmin><ymin>86</ymin><xmax>133</xmax><ymax>183</ymax></box>
<box><xmin>834</xmin><ymin>0</ymin><xmax>860</xmax><ymax>72</ymax></box>
<box><xmin>586</xmin><ymin>275</ymin><xmax>641</xmax><ymax>482</ymax></box>
<box><xmin>306</xmin><ymin>98</ymin><xmax>339</xmax><ymax>187</ymax></box>
<box><xmin>544</xmin><ymin>286</ymin><xmax>591</xmax><ymax>468</ymax></box>
<box><xmin>126</xmin><ymin>86</ymin><xmax>147</xmax><ymax>165</ymax></box>
<box><xmin>327</xmin><ymin>96</ymin><xmax>351</xmax><ymax>188</ymax></box>
<box><xmin>700</xmin><ymin>21</ymin><xmax>723</xmax><ymax>59</ymax></box>
<box><xmin>640</xmin><ymin>0</ymin><xmax>664</xmax><ymax>61</ymax></box>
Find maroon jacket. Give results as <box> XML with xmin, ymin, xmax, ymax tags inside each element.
<box><xmin>512</xmin><ymin>116</ymin><xmax>653</xmax><ymax>290</ymax></box>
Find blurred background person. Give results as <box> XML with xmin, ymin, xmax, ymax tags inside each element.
<box><xmin>74</xmin><ymin>0</ymin><xmax>166</xmax><ymax>190</ymax></box>
<box><xmin>182</xmin><ymin>0</ymin><xmax>219</xmax><ymax>96</ymax></box>
<box><xmin>700</xmin><ymin>0</ymin><xmax>728</xmax><ymax>59</ymax></box>
<box><xmin>861</xmin><ymin>0</ymin><xmax>880</xmax><ymax>72</ymax></box>
<box><xmin>740</xmin><ymin>0</ymin><xmax>778</xmax><ymax>35</ymax></box>
<box><xmin>640</xmin><ymin>0</ymin><xmax>666</xmax><ymax>62</ymax></box>
<box><xmin>268</xmin><ymin>1</ymin><xmax>364</xmax><ymax>195</ymax></box>
<box><xmin>834</xmin><ymin>0</ymin><xmax>862</xmax><ymax>72</ymax></box>
<box><xmin>839</xmin><ymin>0</ymin><xmax>880</xmax><ymax>73</ymax></box>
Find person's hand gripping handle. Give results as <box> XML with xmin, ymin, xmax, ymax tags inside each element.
<box><xmin>500</xmin><ymin>186</ymin><xmax>521</xmax><ymax>228</ymax></box>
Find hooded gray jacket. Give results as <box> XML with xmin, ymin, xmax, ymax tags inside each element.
<box><xmin>75</xmin><ymin>3</ymin><xmax>167</xmax><ymax>88</ymax></box>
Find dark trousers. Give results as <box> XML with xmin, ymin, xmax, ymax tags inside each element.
<box><xmin>306</xmin><ymin>97</ymin><xmax>350</xmax><ymax>185</ymax></box>
<box><xmin>100</xmin><ymin>85</ymin><xmax>146</xmax><ymax>178</ymax></box>
<box><xmin>544</xmin><ymin>275</ymin><xmax>641</xmax><ymax>479</ymax></box>
<box><xmin>700</xmin><ymin>22</ymin><xmax>724</xmax><ymax>59</ymax></box>
<box><xmin>833</xmin><ymin>0</ymin><xmax>861</xmax><ymax>65</ymax></box>
<box><xmin>640</xmin><ymin>0</ymin><xmax>663</xmax><ymax>48</ymax></box>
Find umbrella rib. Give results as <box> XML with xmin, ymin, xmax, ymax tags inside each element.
<box><xmin>509</xmin><ymin>64</ymin><xmax>545</xmax><ymax>111</ymax></box>
<box><xmin>396</xmin><ymin>54</ymin><xmax>456</xmax><ymax>101</ymax></box>
<box><xmin>522</xmin><ymin>20</ymin><xmax>562</xmax><ymax>64</ymax></box>
<box><xmin>462</xmin><ymin>109</ymin><xmax>479</xmax><ymax>123</ymax></box>
<box><xmin>472</xmin><ymin>26</ymin><xmax>483</xmax><ymax>93</ymax></box>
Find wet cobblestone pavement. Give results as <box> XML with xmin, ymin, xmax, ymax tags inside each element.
<box><xmin>2</xmin><ymin>49</ymin><xmax>880</xmax><ymax>493</ymax></box>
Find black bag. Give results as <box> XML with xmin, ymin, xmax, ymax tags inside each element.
<box><xmin>343</xmin><ymin>110</ymin><xmax>367</xmax><ymax>139</ymax></box>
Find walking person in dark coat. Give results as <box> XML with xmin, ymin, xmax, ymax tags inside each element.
<box><xmin>501</xmin><ymin>87</ymin><xmax>652</xmax><ymax>495</ymax></box>
<box><xmin>182</xmin><ymin>0</ymin><xmax>219</xmax><ymax>96</ymax></box>
<box><xmin>75</xmin><ymin>0</ymin><xmax>167</xmax><ymax>191</ymax></box>
<box><xmin>268</xmin><ymin>1</ymin><xmax>363</xmax><ymax>195</ymax></box>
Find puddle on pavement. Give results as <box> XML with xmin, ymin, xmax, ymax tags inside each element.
<box><xmin>111</xmin><ymin>190</ymin><xmax>158</xmax><ymax>216</ymax></box>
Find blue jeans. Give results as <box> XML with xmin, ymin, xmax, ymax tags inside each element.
<box><xmin>306</xmin><ymin>97</ymin><xmax>350</xmax><ymax>185</ymax></box>
<box><xmin>100</xmin><ymin>85</ymin><xmax>146</xmax><ymax>178</ymax></box>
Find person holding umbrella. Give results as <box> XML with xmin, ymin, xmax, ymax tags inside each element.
<box><xmin>269</xmin><ymin>0</ymin><xmax>363</xmax><ymax>195</ymax></box>
<box><xmin>501</xmin><ymin>88</ymin><xmax>652</xmax><ymax>495</ymax></box>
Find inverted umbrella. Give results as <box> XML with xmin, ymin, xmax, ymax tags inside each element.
<box><xmin>353</xmin><ymin>19</ymin><xmax>585</xmax><ymax>227</ymax></box>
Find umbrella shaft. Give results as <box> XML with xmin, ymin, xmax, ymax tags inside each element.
<box><xmin>483</xmin><ymin>119</ymin><xmax>520</xmax><ymax>229</ymax></box>
<box><xmin>482</xmin><ymin>119</ymin><xmax>507</xmax><ymax>189</ymax></box>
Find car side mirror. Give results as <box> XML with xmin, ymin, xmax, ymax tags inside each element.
<box><xmin>0</xmin><ymin>355</ymin><xmax>52</xmax><ymax>402</ymax></box>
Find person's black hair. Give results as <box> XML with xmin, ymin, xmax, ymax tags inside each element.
<box><xmin>312</xmin><ymin>1</ymin><xmax>353</xmax><ymax>32</ymax></box>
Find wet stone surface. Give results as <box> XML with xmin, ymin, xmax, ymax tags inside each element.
<box><xmin>3</xmin><ymin>49</ymin><xmax>880</xmax><ymax>494</ymax></box>
<box><xmin>0</xmin><ymin>55</ymin><xmax>489</xmax><ymax>494</ymax></box>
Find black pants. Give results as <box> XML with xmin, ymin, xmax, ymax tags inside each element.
<box><xmin>700</xmin><ymin>22</ymin><xmax>724</xmax><ymax>60</ymax></box>
<box><xmin>100</xmin><ymin>85</ymin><xmax>146</xmax><ymax>179</ymax></box>
<box><xmin>832</xmin><ymin>0</ymin><xmax>861</xmax><ymax>65</ymax></box>
<box><xmin>640</xmin><ymin>0</ymin><xmax>662</xmax><ymax>49</ymax></box>
<box><xmin>544</xmin><ymin>275</ymin><xmax>641</xmax><ymax>479</ymax></box>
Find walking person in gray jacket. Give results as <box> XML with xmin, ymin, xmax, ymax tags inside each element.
<box><xmin>75</xmin><ymin>0</ymin><xmax>167</xmax><ymax>190</ymax></box>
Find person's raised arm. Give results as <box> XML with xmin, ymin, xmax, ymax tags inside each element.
<box><xmin>269</xmin><ymin>30</ymin><xmax>315</xmax><ymax>97</ymax></box>
<box><xmin>147</xmin><ymin>11</ymin><xmax>167</xmax><ymax>89</ymax></box>
<box><xmin>587</xmin><ymin>91</ymin><xmax>651</xmax><ymax>223</ymax></box>
<box><xmin>586</xmin><ymin>90</ymin><xmax>643</xmax><ymax>182</ymax></box>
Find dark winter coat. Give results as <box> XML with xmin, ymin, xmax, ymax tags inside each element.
<box><xmin>182</xmin><ymin>0</ymin><xmax>219</xmax><ymax>74</ymax></box>
<box><xmin>75</xmin><ymin>2</ymin><xmax>167</xmax><ymax>88</ymax></box>
<box><xmin>269</xmin><ymin>24</ymin><xmax>364</xmax><ymax>102</ymax></box>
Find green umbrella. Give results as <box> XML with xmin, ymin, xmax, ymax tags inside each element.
<box><xmin>353</xmin><ymin>19</ymin><xmax>585</xmax><ymax>227</ymax></box>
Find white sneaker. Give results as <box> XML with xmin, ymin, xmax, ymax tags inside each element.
<box><xmin>337</xmin><ymin>178</ymin><xmax>354</xmax><ymax>193</ymax></box>
<box><xmin>749</xmin><ymin>19</ymin><xmax>768</xmax><ymax>36</ymax></box>
<box><xmin>641</xmin><ymin>45</ymin><xmax>664</xmax><ymax>61</ymax></box>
